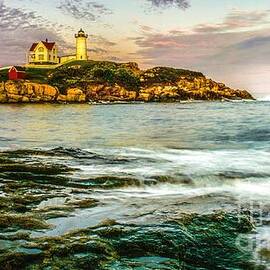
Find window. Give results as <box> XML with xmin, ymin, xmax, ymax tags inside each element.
<box><xmin>38</xmin><ymin>54</ymin><xmax>44</xmax><ymax>61</ymax></box>
<box><xmin>49</xmin><ymin>55</ymin><xmax>51</xmax><ymax>60</ymax></box>
<box><xmin>38</xmin><ymin>47</ymin><xmax>44</xmax><ymax>52</ymax></box>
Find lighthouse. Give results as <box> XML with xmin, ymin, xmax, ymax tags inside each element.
<box><xmin>75</xmin><ymin>29</ymin><xmax>88</xmax><ymax>61</ymax></box>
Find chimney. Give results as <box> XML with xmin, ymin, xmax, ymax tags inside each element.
<box><xmin>46</xmin><ymin>38</ymin><xmax>48</xmax><ymax>42</ymax></box>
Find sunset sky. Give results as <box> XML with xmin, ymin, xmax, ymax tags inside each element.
<box><xmin>1</xmin><ymin>0</ymin><xmax>270</xmax><ymax>96</ymax></box>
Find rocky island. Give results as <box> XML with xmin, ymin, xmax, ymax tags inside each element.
<box><xmin>0</xmin><ymin>61</ymin><xmax>253</xmax><ymax>103</ymax></box>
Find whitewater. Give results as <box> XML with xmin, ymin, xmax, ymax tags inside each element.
<box><xmin>0</xmin><ymin>101</ymin><xmax>270</xmax><ymax>269</ymax></box>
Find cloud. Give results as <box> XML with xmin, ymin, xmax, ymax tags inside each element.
<box><xmin>131</xmin><ymin>9</ymin><xmax>270</xmax><ymax>67</ymax></box>
<box><xmin>89</xmin><ymin>47</ymin><xmax>108</xmax><ymax>54</ymax></box>
<box><xmin>86</xmin><ymin>34</ymin><xmax>119</xmax><ymax>59</ymax></box>
<box><xmin>207</xmin><ymin>34</ymin><xmax>270</xmax><ymax>66</ymax></box>
<box><xmin>0</xmin><ymin>1</ymin><xmax>70</xmax><ymax>65</ymax></box>
<box><xmin>58</xmin><ymin>0</ymin><xmax>112</xmax><ymax>21</ymax></box>
<box><xmin>140</xmin><ymin>24</ymin><xmax>155</xmax><ymax>32</ymax></box>
<box><xmin>131</xmin><ymin>31</ymin><xmax>251</xmax><ymax>68</ymax></box>
<box><xmin>194</xmin><ymin>10</ymin><xmax>270</xmax><ymax>33</ymax></box>
<box><xmin>146</xmin><ymin>0</ymin><xmax>190</xmax><ymax>9</ymax></box>
<box><xmin>89</xmin><ymin>34</ymin><xmax>117</xmax><ymax>47</ymax></box>
<box><xmin>0</xmin><ymin>0</ymin><xmax>41</xmax><ymax>31</ymax></box>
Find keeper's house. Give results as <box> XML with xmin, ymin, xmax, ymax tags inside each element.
<box><xmin>28</xmin><ymin>39</ymin><xmax>58</xmax><ymax>65</ymax></box>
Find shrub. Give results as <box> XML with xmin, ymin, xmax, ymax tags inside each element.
<box><xmin>141</xmin><ymin>67</ymin><xmax>204</xmax><ymax>85</ymax></box>
<box><xmin>103</xmin><ymin>69</ymin><xmax>116</xmax><ymax>84</ymax></box>
<box><xmin>93</xmin><ymin>68</ymin><xmax>105</xmax><ymax>79</ymax></box>
<box><xmin>115</xmin><ymin>69</ymin><xmax>140</xmax><ymax>91</ymax></box>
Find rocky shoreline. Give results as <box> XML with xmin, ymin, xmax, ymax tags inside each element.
<box><xmin>0</xmin><ymin>63</ymin><xmax>254</xmax><ymax>103</ymax></box>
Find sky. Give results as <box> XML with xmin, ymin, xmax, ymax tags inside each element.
<box><xmin>1</xmin><ymin>0</ymin><xmax>270</xmax><ymax>97</ymax></box>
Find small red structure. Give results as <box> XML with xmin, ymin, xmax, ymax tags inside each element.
<box><xmin>8</xmin><ymin>66</ymin><xmax>26</xmax><ymax>80</ymax></box>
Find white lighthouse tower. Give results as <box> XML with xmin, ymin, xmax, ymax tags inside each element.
<box><xmin>75</xmin><ymin>29</ymin><xmax>88</xmax><ymax>61</ymax></box>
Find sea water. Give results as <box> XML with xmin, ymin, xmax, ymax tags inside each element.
<box><xmin>0</xmin><ymin>101</ymin><xmax>270</xmax><ymax>267</ymax></box>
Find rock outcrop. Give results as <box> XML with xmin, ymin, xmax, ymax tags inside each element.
<box><xmin>87</xmin><ymin>84</ymin><xmax>137</xmax><ymax>102</ymax></box>
<box><xmin>66</xmin><ymin>88</ymin><xmax>86</xmax><ymax>103</ymax></box>
<box><xmin>138</xmin><ymin>77</ymin><xmax>253</xmax><ymax>102</ymax></box>
<box><xmin>0</xmin><ymin>64</ymin><xmax>254</xmax><ymax>103</ymax></box>
<box><xmin>0</xmin><ymin>81</ymin><xmax>59</xmax><ymax>103</ymax></box>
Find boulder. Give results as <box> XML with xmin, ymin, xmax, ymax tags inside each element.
<box><xmin>0</xmin><ymin>94</ymin><xmax>7</xmax><ymax>103</ymax></box>
<box><xmin>0</xmin><ymin>81</ymin><xmax>59</xmax><ymax>103</ymax></box>
<box><xmin>22</xmin><ymin>96</ymin><xmax>30</xmax><ymax>103</ymax></box>
<box><xmin>0</xmin><ymin>82</ymin><xmax>5</xmax><ymax>93</ymax></box>
<box><xmin>86</xmin><ymin>84</ymin><xmax>137</xmax><ymax>102</ymax></box>
<box><xmin>138</xmin><ymin>92</ymin><xmax>154</xmax><ymax>102</ymax></box>
<box><xmin>29</xmin><ymin>97</ymin><xmax>41</xmax><ymax>103</ymax></box>
<box><xmin>29</xmin><ymin>83</ymin><xmax>58</xmax><ymax>98</ymax></box>
<box><xmin>57</xmin><ymin>94</ymin><xmax>67</xmax><ymax>103</ymax></box>
<box><xmin>24</xmin><ymin>84</ymin><xmax>34</xmax><ymax>95</ymax></box>
<box><xmin>43</xmin><ymin>85</ymin><xmax>58</xmax><ymax>97</ymax></box>
<box><xmin>40</xmin><ymin>95</ymin><xmax>55</xmax><ymax>102</ymax></box>
<box><xmin>66</xmin><ymin>88</ymin><xmax>86</xmax><ymax>103</ymax></box>
<box><xmin>126</xmin><ymin>91</ymin><xmax>137</xmax><ymax>100</ymax></box>
<box><xmin>7</xmin><ymin>94</ymin><xmax>23</xmax><ymax>102</ymax></box>
<box><xmin>5</xmin><ymin>81</ymin><xmax>24</xmax><ymax>95</ymax></box>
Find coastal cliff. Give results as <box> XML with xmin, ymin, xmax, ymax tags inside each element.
<box><xmin>0</xmin><ymin>61</ymin><xmax>253</xmax><ymax>103</ymax></box>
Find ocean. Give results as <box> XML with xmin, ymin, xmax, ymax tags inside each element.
<box><xmin>1</xmin><ymin>101</ymin><xmax>270</xmax><ymax>269</ymax></box>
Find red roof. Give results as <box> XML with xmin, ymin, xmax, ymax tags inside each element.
<box><xmin>9</xmin><ymin>66</ymin><xmax>26</xmax><ymax>72</ymax></box>
<box><xmin>30</xmin><ymin>43</ymin><xmax>38</xmax><ymax>51</ymax></box>
<box><xmin>29</xmin><ymin>41</ymin><xmax>55</xmax><ymax>51</ymax></box>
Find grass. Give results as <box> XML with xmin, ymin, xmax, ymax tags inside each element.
<box><xmin>0</xmin><ymin>60</ymin><xmax>205</xmax><ymax>93</ymax></box>
<box><xmin>0</xmin><ymin>67</ymin><xmax>53</xmax><ymax>84</ymax></box>
<box><xmin>25</xmin><ymin>67</ymin><xmax>54</xmax><ymax>83</ymax></box>
<box><xmin>0</xmin><ymin>68</ymin><xmax>9</xmax><ymax>81</ymax></box>
<box><xmin>141</xmin><ymin>66</ymin><xmax>204</xmax><ymax>86</ymax></box>
<box><xmin>48</xmin><ymin>60</ymin><xmax>141</xmax><ymax>93</ymax></box>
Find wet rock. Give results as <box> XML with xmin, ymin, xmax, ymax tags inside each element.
<box><xmin>152</xmin><ymin>175</ymin><xmax>193</xmax><ymax>185</ymax></box>
<box><xmin>0</xmin><ymin>251</ymin><xmax>44</xmax><ymax>270</ymax></box>
<box><xmin>0</xmin><ymin>193</ymin><xmax>55</xmax><ymax>213</ymax></box>
<box><xmin>67</xmin><ymin>198</ymin><xmax>99</xmax><ymax>209</ymax></box>
<box><xmin>0</xmin><ymin>163</ymin><xmax>73</xmax><ymax>175</ymax></box>
<box><xmin>0</xmin><ymin>213</ymin><xmax>260</xmax><ymax>270</ymax></box>
<box><xmin>0</xmin><ymin>214</ymin><xmax>50</xmax><ymax>230</ymax></box>
<box><xmin>259</xmin><ymin>248</ymin><xmax>270</xmax><ymax>260</ymax></box>
<box><xmin>1</xmin><ymin>172</ymin><xmax>70</xmax><ymax>187</ymax></box>
<box><xmin>70</xmin><ymin>176</ymin><xmax>145</xmax><ymax>189</ymax></box>
<box><xmin>104</xmin><ymin>256</ymin><xmax>179</xmax><ymax>270</ymax></box>
<box><xmin>57</xmin><ymin>94</ymin><xmax>67</xmax><ymax>102</ymax></box>
<box><xmin>0</xmin><ymin>232</ymin><xmax>30</xmax><ymax>241</ymax></box>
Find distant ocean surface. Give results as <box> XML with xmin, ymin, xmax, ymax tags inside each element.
<box><xmin>1</xmin><ymin>101</ymin><xmax>270</xmax><ymax>150</ymax></box>
<box><xmin>1</xmin><ymin>101</ymin><xmax>270</xmax><ymax>267</ymax></box>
